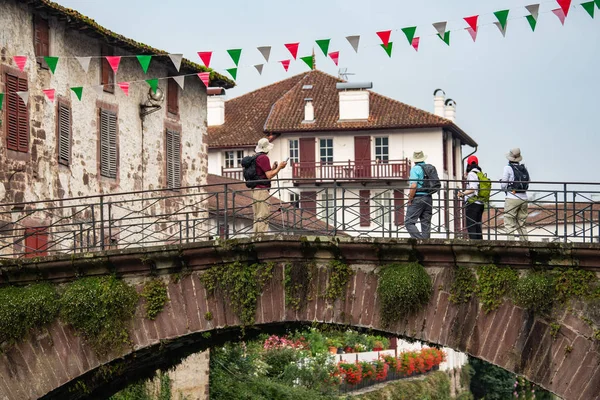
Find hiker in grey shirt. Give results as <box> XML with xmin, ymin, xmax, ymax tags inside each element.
<box><xmin>501</xmin><ymin>148</ymin><xmax>529</xmax><ymax>241</ymax></box>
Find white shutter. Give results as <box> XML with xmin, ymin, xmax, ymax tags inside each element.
<box><xmin>57</xmin><ymin>104</ymin><xmax>71</xmax><ymax>165</ymax></box>
<box><xmin>100</xmin><ymin>109</ymin><xmax>118</xmax><ymax>178</ymax></box>
<box><xmin>166</xmin><ymin>130</ymin><xmax>181</xmax><ymax>189</ymax></box>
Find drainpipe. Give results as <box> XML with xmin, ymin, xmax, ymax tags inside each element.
<box><xmin>462</xmin><ymin>146</ymin><xmax>478</xmax><ymax>178</ymax></box>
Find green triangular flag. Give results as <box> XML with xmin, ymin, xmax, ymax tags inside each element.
<box><xmin>595</xmin><ymin>0</ymin><xmax>600</xmax><ymax>8</ymax></box>
<box><xmin>0</xmin><ymin>93</ymin><xmax>3</xmax><ymax>110</ymax></box>
<box><xmin>227</xmin><ymin>49</ymin><xmax>242</xmax><ymax>66</ymax></box>
<box><xmin>44</xmin><ymin>56</ymin><xmax>59</xmax><ymax>74</ymax></box>
<box><xmin>226</xmin><ymin>67</ymin><xmax>237</xmax><ymax>80</ymax></box>
<box><xmin>136</xmin><ymin>55</ymin><xmax>152</xmax><ymax>73</ymax></box>
<box><xmin>380</xmin><ymin>42</ymin><xmax>393</xmax><ymax>57</ymax></box>
<box><xmin>70</xmin><ymin>87</ymin><xmax>83</xmax><ymax>101</ymax></box>
<box><xmin>437</xmin><ymin>31</ymin><xmax>451</xmax><ymax>46</ymax></box>
<box><xmin>582</xmin><ymin>1</ymin><xmax>595</xmax><ymax>17</ymax></box>
<box><xmin>315</xmin><ymin>39</ymin><xmax>330</xmax><ymax>56</ymax></box>
<box><xmin>300</xmin><ymin>55</ymin><xmax>314</xmax><ymax>69</ymax></box>
<box><xmin>146</xmin><ymin>78</ymin><xmax>159</xmax><ymax>93</ymax></box>
<box><xmin>494</xmin><ymin>10</ymin><xmax>510</xmax><ymax>30</ymax></box>
<box><xmin>526</xmin><ymin>15</ymin><xmax>537</xmax><ymax>31</ymax></box>
<box><xmin>401</xmin><ymin>27</ymin><xmax>417</xmax><ymax>45</ymax></box>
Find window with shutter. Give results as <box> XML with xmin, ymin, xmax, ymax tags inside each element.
<box><xmin>24</xmin><ymin>227</ymin><xmax>49</xmax><ymax>257</ymax></box>
<box><xmin>166</xmin><ymin>130</ymin><xmax>181</xmax><ymax>189</ymax></box>
<box><xmin>101</xmin><ymin>46</ymin><xmax>115</xmax><ymax>93</ymax></box>
<box><xmin>34</xmin><ymin>15</ymin><xmax>50</xmax><ymax>67</ymax></box>
<box><xmin>99</xmin><ymin>109</ymin><xmax>118</xmax><ymax>178</ymax></box>
<box><xmin>167</xmin><ymin>79</ymin><xmax>179</xmax><ymax>115</ymax></box>
<box><xmin>5</xmin><ymin>74</ymin><xmax>29</xmax><ymax>153</ymax></box>
<box><xmin>57</xmin><ymin>103</ymin><xmax>71</xmax><ymax>165</ymax></box>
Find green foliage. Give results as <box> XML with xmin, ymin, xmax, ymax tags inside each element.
<box><xmin>200</xmin><ymin>261</ymin><xmax>273</xmax><ymax>326</ymax></box>
<box><xmin>550</xmin><ymin>322</ymin><xmax>561</xmax><ymax>338</ymax></box>
<box><xmin>377</xmin><ymin>263</ymin><xmax>432</xmax><ymax>327</ymax></box>
<box><xmin>553</xmin><ymin>268</ymin><xmax>598</xmax><ymax>304</ymax></box>
<box><xmin>354</xmin><ymin>371</ymin><xmax>451</xmax><ymax>400</ymax></box>
<box><xmin>204</xmin><ymin>311</ymin><xmax>213</xmax><ymax>321</ymax></box>
<box><xmin>109</xmin><ymin>372</ymin><xmax>172</xmax><ymax>400</ymax></box>
<box><xmin>284</xmin><ymin>262</ymin><xmax>315</xmax><ymax>311</ymax></box>
<box><xmin>263</xmin><ymin>348</ymin><xmax>299</xmax><ymax>378</ymax></box>
<box><xmin>512</xmin><ymin>272</ymin><xmax>554</xmax><ymax>313</ymax></box>
<box><xmin>450</xmin><ymin>266</ymin><xmax>477</xmax><ymax>304</ymax></box>
<box><xmin>476</xmin><ymin>265</ymin><xmax>518</xmax><ymax>313</ymax></box>
<box><xmin>141</xmin><ymin>279</ymin><xmax>169</xmax><ymax>320</ymax></box>
<box><xmin>324</xmin><ymin>260</ymin><xmax>353</xmax><ymax>302</ymax></box>
<box><xmin>60</xmin><ymin>276</ymin><xmax>139</xmax><ymax>355</ymax></box>
<box><xmin>0</xmin><ymin>283</ymin><xmax>59</xmax><ymax>345</ymax></box>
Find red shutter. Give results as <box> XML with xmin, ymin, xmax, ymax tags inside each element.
<box><xmin>167</xmin><ymin>79</ymin><xmax>179</xmax><ymax>115</ymax></box>
<box><xmin>5</xmin><ymin>74</ymin><xmax>28</xmax><ymax>153</ymax></box>
<box><xmin>443</xmin><ymin>136</ymin><xmax>448</xmax><ymax>172</ymax></box>
<box><xmin>394</xmin><ymin>189</ymin><xmax>405</xmax><ymax>226</ymax></box>
<box><xmin>17</xmin><ymin>77</ymin><xmax>29</xmax><ymax>152</ymax></box>
<box><xmin>34</xmin><ymin>16</ymin><xmax>50</xmax><ymax>58</ymax></box>
<box><xmin>24</xmin><ymin>227</ymin><xmax>48</xmax><ymax>257</ymax></box>
<box><xmin>101</xmin><ymin>46</ymin><xmax>114</xmax><ymax>93</ymax></box>
<box><xmin>300</xmin><ymin>191</ymin><xmax>317</xmax><ymax>214</ymax></box>
<box><xmin>360</xmin><ymin>190</ymin><xmax>370</xmax><ymax>227</ymax></box>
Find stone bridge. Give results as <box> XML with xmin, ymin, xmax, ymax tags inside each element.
<box><xmin>0</xmin><ymin>237</ymin><xmax>599</xmax><ymax>400</ymax></box>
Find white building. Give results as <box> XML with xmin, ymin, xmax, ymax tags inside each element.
<box><xmin>0</xmin><ymin>0</ymin><xmax>233</xmax><ymax>256</ymax></box>
<box><xmin>207</xmin><ymin>70</ymin><xmax>477</xmax><ymax>238</ymax></box>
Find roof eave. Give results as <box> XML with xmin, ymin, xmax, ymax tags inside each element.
<box><xmin>445</xmin><ymin>123</ymin><xmax>478</xmax><ymax>147</ymax></box>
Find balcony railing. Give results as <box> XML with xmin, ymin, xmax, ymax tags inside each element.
<box><xmin>222</xmin><ymin>167</ymin><xmax>243</xmax><ymax>181</ymax></box>
<box><xmin>292</xmin><ymin>159</ymin><xmax>410</xmax><ymax>181</ymax></box>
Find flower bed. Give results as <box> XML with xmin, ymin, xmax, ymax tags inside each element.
<box><xmin>336</xmin><ymin>347</ymin><xmax>446</xmax><ymax>393</ymax></box>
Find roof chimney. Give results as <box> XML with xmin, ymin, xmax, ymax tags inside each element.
<box><xmin>433</xmin><ymin>89</ymin><xmax>445</xmax><ymax>117</ymax></box>
<box><xmin>303</xmin><ymin>98</ymin><xmax>314</xmax><ymax>122</ymax></box>
<box><xmin>444</xmin><ymin>99</ymin><xmax>456</xmax><ymax>122</ymax></box>
<box><xmin>336</xmin><ymin>82</ymin><xmax>372</xmax><ymax>121</ymax></box>
<box><xmin>207</xmin><ymin>88</ymin><xmax>226</xmax><ymax>126</ymax></box>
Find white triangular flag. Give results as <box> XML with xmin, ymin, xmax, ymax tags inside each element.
<box><xmin>168</xmin><ymin>54</ymin><xmax>183</xmax><ymax>72</ymax></box>
<box><xmin>257</xmin><ymin>46</ymin><xmax>271</xmax><ymax>62</ymax></box>
<box><xmin>494</xmin><ymin>21</ymin><xmax>508</xmax><ymax>37</ymax></box>
<box><xmin>345</xmin><ymin>35</ymin><xmax>360</xmax><ymax>53</ymax></box>
<box><xmin>16</xmin><ymin>91</ymin><xmax>29</xmax><ymax>105</ymax></box>
<box><xmin>525</xmin><ymin>4</ymin><xmax>540</xmax><ymax>19</ymax></box>
<box><xmin>172</xmin><ymin>75</ymin><xmax>185</xmax><ymax>90</ymax></box>
<box><xmin>75</xmin><ymin>57</ymin><xmax>92</xmax><ymax>73</ymax></box>
<box><xmin>93</xmin><ymin>85</ymin><xmax>105</xmax><ymax>96</ymax></box>
<box><xmin>433</xmin><ymin>22</ymin><xmax>447</xmax><ymax>36</ymax></box>
<box><xmin>254</xmin><ymin>64</ymin><xmax>264</xmax><ymax>75</ymax></box>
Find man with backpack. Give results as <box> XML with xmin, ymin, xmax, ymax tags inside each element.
<box><xmin>242</xmin><ymin>138</ymin><xmax>287</xmax><ymax>235</ymax></box>
<box><xmin>458</xmin><ymin>155</ymin><xmax>490</xmax><ymax>240</ymax></box>
<box><xmin>500</xmin><ymin>148</ymin><xmax>529</xmax><ymax>241</ymax></box>
<box><xmin>406</xmin><ymin>151</ymin><xmax>440</xmax><ymax>239</ymax></box>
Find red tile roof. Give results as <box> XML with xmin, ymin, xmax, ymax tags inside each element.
<box><xmin>207</xmin><ymin>70</ymin><xmax>476</xmax><ymax>148</ymax></box>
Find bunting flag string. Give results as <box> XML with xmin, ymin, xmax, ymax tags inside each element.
<box><xmin>284</xmin><ymin>43</ymin><xmax>299</xmax><ymax>60</ymax></box>
<box><xmin>226</xmin><ymin>67</ymin><xmax>238</xmax><ymax>80</ymax></box>
<box><xmin>118</xmin><ymin>82</ymin><xmax>130</xmax><ymax>96</ymax></box>
<box><xmin>328</xmin><ymin>51</ymin><xmax>339</xmax><ymax>66</ymax></box>
<box><xmin>13</xmin><ymin>56</ymin><xmax>27</xmax><ymax>72</ymax></box>
<box><xmin>280</xmin><ymin>60</ymin><xmax>290</xmax><ymax>72</ymax></box>
<box><xmin>581</xmin><ymin>1</ymin><xmax>595</xmax><ymax>17</ymax></box>
<box><xmin>464</xmin><ymin>15</ymin><xmax>479</xmax><ymax>32</ymax></box>
<box><xmin>76</xmin><ymin>56</ymin><xmax>92</xmax><ymax>73</ymax></box>
<box><xmin>438</xmin><ymin>31</ymin><xmax>451</xmax><ymax>46</ymax></box>
<box><xmin>346</xmin><ymin>35</ymin><xmax>360</xmax><ymax>53</ymax></box>
<box><xmin>380</xmin><ymin>42</ymin><xmax>393</xmax><ymax>57</ymax></box>
<box><xmin>198</xmin><ymin>52</ymin><xmax>212</xmax><ymax>68</ymax></box>
<box><xmin>227</xmin><ymin>49</ymin><xmax>242</xmax><ymax>66</ymax></box>
<box><xmin>0</xmin><ymin>93</ymin><xmax>3</xmax><ymax>110</ymax></box>
<box><xmin>198</xmin><ymin>72</ymin><xmax>210</xmax><ymax>88</ymax></box>
<box><xmin>300</xmin><ymin>55</ymin><xmax>314</xmax><ymax>70</ymax></box>
<box><xmin>44</xmin><ymin>56</ymin><xmax>59</xmax><ymax>74</ymax></box>
<box><xmin>70</xmin><ymin>87</ymin><xmax>83</xmax><ymax>101</ymax></box>
<box><xmin>106</xmin><ymin>56</ymin><xmax>121</xmax><ymax>74</ymax></box>
<box><xmin>552</xmin><ymin>7</ymin><xmax>567</xmax><ymax>23</ymax></box>
<box><xmin>136</xmin><ymin>55</ymin><xmax>152</xmax><ymax>74</ymax></box>
<box><xmin>168</xmin><ymin>54</ymin><xmax>183</xmax><ymax>71</ymax></box>
<box><xmin>401</xmin><ymin>27</ymin><xmax>417</xmax><ymax>45</ymax></box>
<box><xmin>257</xmin><ymin>46</ymin><xmax>271</xmax><ymax>62</ymax></box>
<box><xmin>494</xmin><ymin>10</ymin><xmax>510</xmax><ymax>30</ymax></box>
<box><xmin>557</xmin><ymin>0</ymin><xmax>572</xmax><ymax>16</ymax></box>
<box><xmin>43</xmin><ymin>89</ymin><xmax>55</xmax><ymax>102</ymax></box>
<box><xmin>146</xmin><ymin>78</ymin><xmax>159</xmax><ymax>93</ymax></box>
<box><xmin>172</xmin><ymin>75</ymin><xmax>185</xmax><ymax>90</ymax></box>
<box><xmin>315</xmin><ymin>39</ymin><xmax>330</xmax><ymax>56</ymax></box>
<box><xmin>411</xmin><ymin>37</ymin><xmax>420</xmax><ymax>51</ymax></box>
<box><xmin>376</xmin><ymin>30</ymin><xmax>392</xmax><ymax>46</ymax></box>
<box><xmin>432</xmin><ymin>21</ymin><xmax>447</xmax><ymax>36</ymax></box>
<box><xmin>494</xmin><ymin>21</ymin><xmax>509</xmax><ymax>37</ymax></box>
<box><xmin>254</xmin><ymin>64</ymin><xmax>264</xmax><ymax>75</ymax></box>
<box><xmin>466</xmin><ymin>27</ymin><xmax>478</xmax><ymax>42</ymax></box>
<box><xmin>16</xmin><ymin>91</ymin><xmax>29</xmax><ymax>106</ymax></box>
<box><xmin>525</xmin><ymin>4</ymin><xmax>540</xmax><ymax>31</ymax></box>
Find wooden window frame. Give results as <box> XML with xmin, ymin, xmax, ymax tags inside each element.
<box><xmin>56</xmin><ymin>99</ymin><xmax>72</xmax><ymax>166</ymax></box>
<box><xmin>374</xmin><ymin>136</ymin><xmax>389</xmax><ymax>163</ymax></box>
<box><xmin>165</xmin><ymin>129</ymin><xmax>181</xmax><ymax>190</ymax></box>
<box><xmin>100</xmin><ymin>45</ymin><xmax>115</xmax><ymax>93</ymax></box>
<box><xmin>4</xmin><ymin>72</ymin><xmax>29</xmax><ymax>153</ymax></box>
<box><xmin>33</xmin><ymin>15</ymin><xmax>50</xmax><ymax>68</ymax></box>
<box><xmin>319</xmin><ymin>138</ymin><xmax>333</xmax><ymax>164</ymax></box>
<box><xmin>167</xmin><ymin>78</ymin><xmax>179</xmax><ymax>115</ymax></box>
<box><xmin>289</xmin><ymin>139</ymin><xmax>299</xmax><ymax>164</ymax></box>
<box><xmin>97</xmin><ymin>105</ymin><xmax>119</xmax><ymax>180</ymax></box>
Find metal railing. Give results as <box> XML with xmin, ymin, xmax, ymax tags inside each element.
<box><xmin>291</xmin><ymin>159</ymin><xmax>410</xmax><ymax>181</ymax></box>
<box><xmin>0</xmin><ymin>178</ymin><xmax>599</xmax><ymax>259</ymax></box>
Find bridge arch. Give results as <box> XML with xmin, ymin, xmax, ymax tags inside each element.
<box><xmin>0</xmin><ymin>237</ymin><xmax>599</xmax><ymax>400</ymax></box>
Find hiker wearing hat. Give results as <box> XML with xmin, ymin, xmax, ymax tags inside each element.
<box><xmin>500</xmin><ymin>148</ymin><xmax>530</xmax><ymax>241</ymax></box>
<box><xmin>249</xmin><ymin>138</ymin><xmax>287</xmax><ymax>234</ymax></box>
<box><xmin>406</xmin><ymin>151</ymin><xmax>438</xmax><ymax>239</ymax></box>
<box><xmin>458</xmin><ymin>155</ymin><xmax>488</xmax><ymax>240</ymax></box>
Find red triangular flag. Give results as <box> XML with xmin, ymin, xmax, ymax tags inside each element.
<box><xmin>280</xmin><ymin>60</ymin><xmax>291</xmax><ymax>72</ymax></box>
<box><xmin>284</xmin><ymin>43</ymin><xmax>299</xmax><ymax>60</ymax></box>
<box><xmin>557</xmin><ymin>0</ymin><xmax>571</xmax><ymax>16</ymax></box>
<box><xmin>198</xmin><ymin>52</ymin><xmax>212</xmax><ymax>68</ymax></box>
<box><xmin>106</xmin><ymin>56</ymin><xmax>121</xmax><ymax>74</ymax></box>
<box><xmin>43</xmin><ymin>89</ymin><xmax>55</xmax><ymax>102</ymax></box>
<box><xmin>552</xmin><ymin>8</ymin><xmax>567</xmax><ymax>24</ymax></box>
<box><xmin>376</xmin><ymin>30</ymin><xmax>392</xmax><ymax>46</ymax></box>
<box><xmin>118</xmin><ymin>82</ymin><xmax>130</xmax><ymax>96</ymax></box>
<box><xmin>464</xmin><ymin>15</ymin><xmax>479</xmax><ymax>32</ymax></box>
<box><xmin>13</xmin><ymin>56</ymin><xmax>27</xmax><ymax>71</ymax></box>
<box><xmin>328</xmin><ymin>51</ymin><xmax>339</xmax><ymax>66</ymax></box>
<box><xmin>411</xmin><ymin>37</ymin><xmax>420</xmax><ymax>52</ymax></box>
<box><xmin>198</xmin><ymin>72</ymin><xmax>210</xmax><ymax>88</ymax></box>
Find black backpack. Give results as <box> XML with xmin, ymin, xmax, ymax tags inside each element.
<box><xmin>419</xmin><ymin>164</ymin><xmax>441</xmax><ymax>194</ymax></box>
<box><xmin>242</xmin><ymin>154</ymin><xmax>268</xmax><ymax>189</ymax></box>
<box><xmin>508</xmin><ymin>164</ymin><xmax>530</xmax><ymax>193</ymax></box>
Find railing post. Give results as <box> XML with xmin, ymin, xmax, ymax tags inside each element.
<box><xmin>232</xmin><ymin>191</ymin><xmax>237</xmax><ymax>237</ymax></box>
<box><xmin>224</xmin><ymin>184</ymin><xmax>229</xmax><ymax>239</ymax></box>
<box><xmin>444</xmin><ymin>183</ymin><xmax>450</xmax><ymax>239</ymax></box>
<box><xmin>333</xmin><ymin>185</ymin><xmax>338</xmax><ymax>236</ymax></box>
<box><xmin>563</xmin><ymin>183</ymin><xmax>568</xmax><ymax>243</ymax></box>
<box><xmin>91</xmin><ymin>204</ymin><xmax>97</xmax><ymax>250</ymax></box>
<box><xmin>186</xmin><ymin>212</ymin><xmax>190</xmax><ymax>243</ymax></box>
<box><xmin>99</xmin><ymin>196</ymin><xmax>105</xmax><ymax>251</ymax></box>
<box><xmin>107</xmin><ymin>201</ymin><xmax>112</xmax><ymax>247</ymax></box>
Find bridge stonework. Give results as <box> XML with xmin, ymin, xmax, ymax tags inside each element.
<box><xmin>1</xmin><ymin>237</ymin><xmax>599</xmax><ymax>400</ymax></box>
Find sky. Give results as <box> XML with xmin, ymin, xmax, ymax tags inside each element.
<box><xmin>54</xmin><ymin>0</ymin><xmax>600</xmax><ymax>184</ymax></box>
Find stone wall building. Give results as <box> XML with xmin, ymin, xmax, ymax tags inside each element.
<box><xmin>0</xmin><ymin>0</ymin><xmax>233</xmax><ymax>256</ymax></box>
